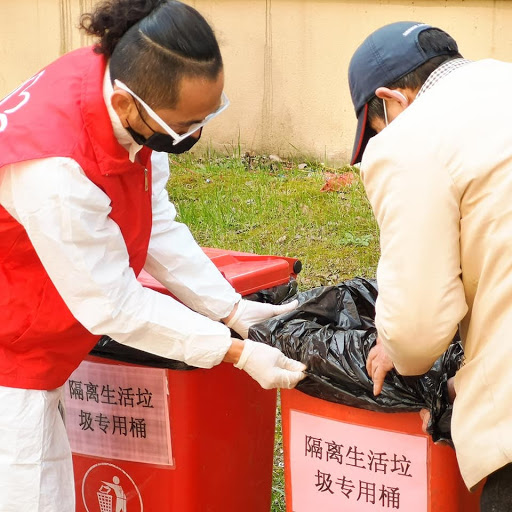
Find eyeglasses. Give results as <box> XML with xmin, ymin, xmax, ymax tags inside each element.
<box><xmin>114</xmin><ymin>79</ymin><xmax>230</xmax><ymax>145</ymax></box>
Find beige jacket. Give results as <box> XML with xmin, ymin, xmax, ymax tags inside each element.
<box><xmin>361</xmin><ymin>59</ymin><xmax>512</xmax><ymax>489</ymax></box>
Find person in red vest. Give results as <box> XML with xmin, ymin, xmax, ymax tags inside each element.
<box><xmin>0</xmin><ymin>1</ymin><xmax>306</xmax><ymax>509</ymax></box>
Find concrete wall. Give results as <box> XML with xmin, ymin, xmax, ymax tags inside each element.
<box><xmin>2</xmin><ymin>0</ymin><xmax>512</xmax><ymax>163</ymax></box>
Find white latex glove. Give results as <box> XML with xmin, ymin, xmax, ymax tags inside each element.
<box><xmin>234</xmin><ymin>340</ymin><xmax>307</xmax><ymax>389</ymax></box>
<box><xmin>226</xmin><ymin>299</ymin><xmax>298</xmax><ymax>339</ymax></box>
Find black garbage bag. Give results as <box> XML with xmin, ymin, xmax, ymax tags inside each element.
<box><xmin>244</xmin><ymin>277</ymin><xmax>298</xmax><ymax>305</ymax></box>
<box><xmin>248</xmin><ymin>278</ymin><xmax>462</xmax><ymax>444</ymax></box>
<box><xmin>90</xmin><ymin>280</ymin><xmax>298</xmax><ymax>371</ymax></box>
<box><xmin>91</xmin><ymin>336</ymin><xmax>196</xmax><ymax>370</ymax></box>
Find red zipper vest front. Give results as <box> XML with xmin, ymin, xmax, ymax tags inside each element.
<box><xmin>0</xmin><ymin>47</ymin><xmax>153</xmax><ymax>390</ymax></box>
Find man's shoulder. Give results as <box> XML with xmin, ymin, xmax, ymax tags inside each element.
<box><xmin>432</xmin><ymin>58</ymin><xmax>512</xmax><ymax>88</ymax></box>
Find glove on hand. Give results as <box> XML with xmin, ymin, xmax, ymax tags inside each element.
<box><xmin>226</xmin><ymin>299</ymin><xmax>298</xmax><ymax>339</ymax></box>
<box><xmin>234</xmin><ymin>340</ymin><xmax>306</xmax><ymax>389</ymax></box>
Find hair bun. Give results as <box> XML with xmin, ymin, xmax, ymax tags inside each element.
<box><xmin>80</xmin><ymin>0</ymin><xmax>164</xmax><ymax>57</ymax></box>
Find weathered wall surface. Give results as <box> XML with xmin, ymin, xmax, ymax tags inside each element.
<box><xmin>2</xmin><ymin>1</ymin><xmax>512</xmax><ymax>163</ymax></box>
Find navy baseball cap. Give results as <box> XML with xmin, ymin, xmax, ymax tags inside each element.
<box><xmin>349</xmin><ymin>21</ymin><xmax>458</xmax><ymax>164</ymax></box>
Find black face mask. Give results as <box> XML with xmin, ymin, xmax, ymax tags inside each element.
<box><xmin>126</xmin><ymin>124</ymin><xmax>202</xmax><ymax>154</ymax></box>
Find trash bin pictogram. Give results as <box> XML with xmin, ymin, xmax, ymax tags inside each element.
<box><xmin>97</xmin><ymin>477</ymin><xmax>126</xmax><ymax>512</ymax></box>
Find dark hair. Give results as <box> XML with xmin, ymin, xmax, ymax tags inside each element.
<box><xmin>80</xmin><ymin>0</ymin><xmax>223</xmax><ymax>108</ymax></box>
<box><xmin>367</xmin><ymin>28</ymin><xmax>462</xmax><ymax>123</ymax></box>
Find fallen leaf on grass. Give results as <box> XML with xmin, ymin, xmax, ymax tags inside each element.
<box><xmin>320</xmin><ymin>172</ymin><xmax>355</xmax><ymax>192</ymax></box>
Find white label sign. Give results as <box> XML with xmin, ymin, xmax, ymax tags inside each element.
<box><xmin>289</xmin><ymin>410</ymin><xmax>428</xmax><ymax>511</ymax></box>
<box><xmin>65</xmin><ymin>360</ymin><xmax>173</xmax><ymax>466</ymax></box>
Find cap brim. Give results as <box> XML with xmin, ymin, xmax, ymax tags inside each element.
<box><xmin>351</xmin><ymin>103</ymin><xmax>376</xmax><ymax>165</ymax></box>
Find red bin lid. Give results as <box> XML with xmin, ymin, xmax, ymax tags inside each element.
<box><xmin>138</xmin><ymin>247</ymin><xmax>299</xmax><ymax>296</ymax></box>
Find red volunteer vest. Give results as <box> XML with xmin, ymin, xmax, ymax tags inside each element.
<box><xmin>0</xmin><ymin>47</ymin><xmax>153</xmax><ymax>390</ymax></box>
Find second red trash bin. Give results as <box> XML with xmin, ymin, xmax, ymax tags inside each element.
<box><xmin>64</xmin><ymin>248</ymin><xmax>300</xmax><ymax>512</ymax></box>
<box><xmin>280</xmin><ymin>389</ymin><xmax>482</xmax><ymax>512</ymax></box>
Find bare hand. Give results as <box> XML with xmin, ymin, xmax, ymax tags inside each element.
<box><xmin>419</xmin><ymin>409</ymin><xmax>430</xmax><ymax>433</ymax></box>
<box><xmin>446</xmin><ymin>377</ymin><xmax>456</xmax><ymax>403</ymax></box>
<box><xmin>366</xmin><ymin>337</ymin><xmax>394</xmax><ymax>396</ymax></box>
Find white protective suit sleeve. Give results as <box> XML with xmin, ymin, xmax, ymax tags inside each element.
<box><xmin>0</xmin><ymin>156</ymin><xmax>234</xmax><ymax>368</ymax></box>
<box><xmin>143</xmin><ymin>151</ymin><xmax>241</xmax><ymax>320</ymax></box>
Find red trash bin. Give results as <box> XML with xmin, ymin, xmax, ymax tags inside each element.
<box><xmin>280</xmin><ymin>388</ymin><xmax>482</xmax><ymax>512</ymax></box>
<box><xmin>65</xmin><ymin>248</ymin><xmax>300</xmax><ymax>512</ymax></box>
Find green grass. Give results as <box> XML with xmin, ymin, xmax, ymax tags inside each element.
<box><xmin>167</xmin><ymin>152</ymin><xmax>379</xmax><ymax>288</ymax></box>
<box><xmin>166</xmin><ymin>151</ymin><xmax>380</xmax><ymax>511</ymax></box>
<box><xmin>271</xmin><ymin>393</ymin><xmax>286</xmax><ymax>512</ymax></box>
